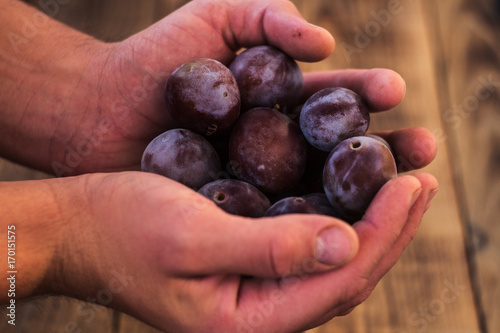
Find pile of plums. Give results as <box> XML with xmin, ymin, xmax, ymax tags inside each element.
<box><xmin>141</xmin><ymin>46</ymin><xmax>397</xmax><ymax>223</ymax></box>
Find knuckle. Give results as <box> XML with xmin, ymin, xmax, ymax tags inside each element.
<box><xmin>344</xmin><ymin>276</ymin><xmax>373</xmax><ymax>307</ymax></box>
<box><xmin>159</xmin><ymin>229</ymin><xmax>196</xmax><ymax>273</ymax></box>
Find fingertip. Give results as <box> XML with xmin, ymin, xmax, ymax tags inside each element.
<box><xmin>385</xmin><ymin>127</ymin><xmax>438</xmax><ymax>172</ymax></box>
<box><xmin>411</xmin><ymin>127</ymin><xmax>438</xmax><ymax>168</ymax></box>
<box><xmin>392</xmin><ymin>174</ymin><xmax>424</xmax><ymax>197</ymax></box>
<box><xmin>263</xmin><ymin>3</ymin><xmax>335</xmax><ymax>62</ymax></box>
<box><xmin>302</xmin><ymin>21</ymin><xmax>336</xmax><ymax>61</ymax></box>
<box><xmin>363</xmin><ymin>69</ymin><xmax>406</xmax><ymax>111</ymax></box>
<box><xmin>409</xmin><ymin>172</ymin><xmax>439</xmax><ymax>212</ymax></box>
<box><xmin>410</xmin><ymin>172</ymin><xmax>439</xmax><ymax>194</ymax></box>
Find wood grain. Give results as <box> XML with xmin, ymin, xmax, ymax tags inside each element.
<box><xmin>424</xmin><ymin>0</ymin><xmax>500</xmax><ymax>332</ymax></box>
<box><xmin>1</xmin><ymin>0</ymin><xmax>497</xmax><ymax>332</ymax></box>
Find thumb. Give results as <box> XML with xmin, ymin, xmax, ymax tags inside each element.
<box><xmin>171</xmin><ymin>200</ymin><xmax>359</xmax><ymax>278</ymax></box>
<box><xmin>228</xmin><ymin>0</ymin><xmax>335</xmax><ymax>62</ymax></box>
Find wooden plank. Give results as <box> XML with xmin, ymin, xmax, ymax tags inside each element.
<box><xmin>426</xmin><ymin>0</ymin><xmax>500</xmax><ymax>332</ymax></box>
<box><xmin>0</xmin><ymin>159</ymin><xmax>50</xmax><ymax>182</ymax></box>
<box><xmin>0</xmin><ymin>296</ymin><xmax>116</xmax><ymax>333</ymax></box>
<box><xmin>118</xmin><ymin>314</ymin><xmax>163</xmax><ymax>333</ymax></box>
<box><xmin>292</xmin><ymin>0</ymin><xmax>480</xmax><ymax>331</ymax></box>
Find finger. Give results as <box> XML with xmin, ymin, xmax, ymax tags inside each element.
<box><xmin>234</xmin><ymin>175</ymin><xmax>423</xmax><ymax>332</ymax></box>
<box><xmin>349</xmin><ymin>174</ymin><xmax>422</xmax><ymax>274</ymax></box>
<box><xmin>357</xmin><ymin>173</ymin><xmax>438</xmax><ymax>289</ymax></box>
<box><xmin>371</xmin><ymin>127</ymin><xmax>438</xmax><ymax>172</ymax></box>
<box><xmin>188</xmin><ymin>0</ymin><xmax>335</xmax><ymax>62</ymax></box>
<box><xmin>236</xmin><ymin>0</ymin><xmax>335</xmax><ymax>62</ymax></box>
<box><xmin>302</xmin><ymin>68</ymin><xmax>406</xmax><ymax>111</ymax></box>
<box><xmin>166</xmin><ymin>198</ymin><xmax>359</xmax><ymax>278</ymax></box>
<box><xmin>316</xmin><ymin>172</ymin><xmax>438</xmax><ymax>320</ymax></box>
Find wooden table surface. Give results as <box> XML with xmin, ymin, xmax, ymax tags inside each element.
<box><xmin>1</xmin><ymin>0</ymin><xmax>499</xmax><ymax>332</ymax></box>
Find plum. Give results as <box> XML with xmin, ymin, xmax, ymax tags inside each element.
<box><xmin>303</xmin><ymin>193</ymin><xmax>342</xmax><ymax>218</ymax></box>
<box><xmin>300</xmin><ymin>87</ymin><xmax>370</xmax><ymax>152</ymax></box>
<box><xmin>366</xmin><ymin>133</ymin><xmax>393</xmax><ymax>151</ymax></box>
<box><xmin>198</xmin><ymin>179</ymin><xmax>271</xmax><ymax>217</ymax></box>
<box><xmin>164</xmin><ymin>58</ymin><xmax>240</xmax><ymax>136</ymax></box>
<box><xmin>265</xmin><ymin>193</ymin><xmax>341</xmax><ymax>217</ymax></box>
<box><xmin>229</xmin><ymin>46</ymin><xmax>303</xmax><ymax>113</ymax></box>
<box><xmin>229</xmin><ymin>107</ymin><xmax>307</xmax><ymax>194</ymax></box>
<box><xmin>323</xmin><ymin>136</ymin><xmax>397</xmax><ymax>222</ymax></box>
<box><xmin>141</xmin><ymin>129</ymin><xmax>221</xmax><ymax>190</ymax></box>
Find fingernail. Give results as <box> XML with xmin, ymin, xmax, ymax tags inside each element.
<box><xmin>307</xmin><ymin>22</ymin><xmax>322</xmax><ymax>29</ymax></box>
<box><xmin>315</xmin><ymin>227</ymin><xmax>353</xmax><ymax>266</ymax></box>
<box><xmin>425</xmin><ymin>188</ymin><xmax>439</xmax><ymax>211</ymax></box>
<box><xmin>411</xmin><ymin>188</ymin><xmax>423</xmax><ymax>207</ymax></box>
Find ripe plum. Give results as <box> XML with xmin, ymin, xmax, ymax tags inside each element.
<box><xmin>141</xmin><ymin>129</ymin><xmax>221</xmax><ymax>190</ymax></box>
<box><xmin>366</xmin><ymin>133</ymin><xmax>392</xmax><ymax>151</ymax></box>
<box><xmin>265</xmin><ymin>193</ymin><xmax>340</xmax><ymax>217</ymax></box>
<box><xmin>229</xmin><ymin>107</ymin><xmax>307</xmax><ymax>194</ymax></box>
<box><xmin>164</xmin><ymin>58</ymin><xmax>240</xmax><ymax>136</ymax></box>
<box><xmin>323</xmin><ymin>136</ymin><xmax>397</xmax><ymax>222</ymax></box>
<box><xmin>198</xmin><ymin>179</ymin><xmax>271</xmax><ymax>217</ymax></box>
<box><xmin>300</xmin><ymin>87</ymin><xmax>370</xmax><ymax>152</ymax></box>
<box><xmin>303</xmin><ymin>193</ymin><xmax>342</xmax><ymax>218</ymax></box>
<box><xmin>229</xmin><ymin>46</ymin><xmax>303</xmax><ymax>113</ymax></box>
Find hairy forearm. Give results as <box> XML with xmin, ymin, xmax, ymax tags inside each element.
<box><xmin>0</xmin><ymin>0</ymin><xmax>107</xmax><ymax>173</ymax></box>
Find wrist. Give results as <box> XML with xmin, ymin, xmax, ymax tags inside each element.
<box><xmin>0</xmin><ymin>176</ymin><xmax>85</xmax><ymax>301</ymax></box>
<box><xmin>37</xmin><ymin>174</ymin><xmax>105</xmax><ymax>300</ymax></box>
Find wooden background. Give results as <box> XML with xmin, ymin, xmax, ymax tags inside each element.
<box><xmin>1</xmin><ymin>0</ymin><xmax>499</xmax><ymax>332</ymax></box>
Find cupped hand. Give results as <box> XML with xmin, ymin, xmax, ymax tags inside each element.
<box><xmin>51</xmin><ymin>163</ymin><xmax>437</xmax><ymax>333</ymax></box>
<box><xmin>57</xmin><ymin>0</ymin><xmax>417</xmax><ymax>175</ymax></box>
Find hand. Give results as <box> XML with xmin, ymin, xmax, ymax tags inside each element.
<box><xmin>43</xmin><ymin>166</ymin><xmax>437</xmax><ymax>333</ymax></box>
<box><xmin>72</xmin><ymin>0</ymin><xmax>413</xmax><ymax>174</ymax></box>
<box><xmin>0</xmin><ymin>0</ymin><xmax>423</xmax><ymax>175</ymax></box>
